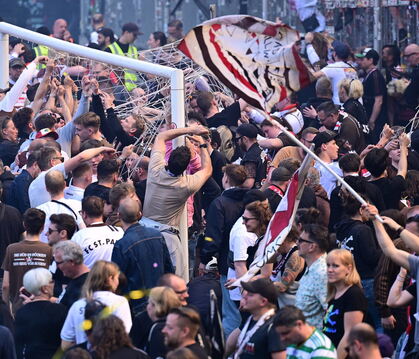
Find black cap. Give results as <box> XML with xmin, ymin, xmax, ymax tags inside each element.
<box><xmin>241</xmin><ymin>278</ymin><xmax>278</xmax><ymax>305</ymax></box>
<box><xmin>271</xmin><ymin>167</ymin><xmax>293</xmax><ymax>182</ymax></box>
<box><xmin>313</xmin><ymin>130</ymin><xmax>337</xmax><ymax>150</ymax></box>
<box><xmin>243</xmin><ymin>189</ymin><xmax>267</xmax><ymax>206</ymax></box>
<box><xmin>236</xmin><ymin>123</ymin><xmax>258</xmax><ymax>139</ymax></box>
<box><xmin>9</xmin><ymin>57</ymin><xmax>25</xmax><ymax>68</ymax></box>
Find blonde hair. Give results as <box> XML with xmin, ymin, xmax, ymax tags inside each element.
<box><xmin>82</xmin><ymin>261</ymin><xmax>120</xmax><ymax>300</ymax></box>
<box><xmin>326</xmin><ymin>249</ymin><xmax>362</xmax><ymax>302</ymax></box>
<box><xmin>339</xmin><ymin>78</ymin><xmax>364</xmax><ymax>100</ymax></box>
<box><xmin>148</xmin><ymin>286</ymin><xmax>182</xmax><ymax>318</ymax></box>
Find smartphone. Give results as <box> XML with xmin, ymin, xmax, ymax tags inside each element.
<box><xmin>21</xmin><ymin>288</ymin><xmax>31</xmax><ymax>297</ymax></box>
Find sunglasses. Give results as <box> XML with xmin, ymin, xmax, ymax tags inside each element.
<box><xmin>297</xmin><ymin>237</ymin><xmax>314</xmax><ymax>244</ymax></box>
<box><xmin>406</xmin><ymin>214</ymin><xmax>419</xmax><ymax>224</ymax></box>
<box><xmin>242</xmin><ymin>216</ymin><xmax>257</xmax><ymax>223</ymax></box>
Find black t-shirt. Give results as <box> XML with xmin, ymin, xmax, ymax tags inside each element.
<box><xmin>145</xmin><ymin>319</ymin><xmax>166</xmax><ymax>359</ymax></box>
<box><xmin>343</xmin><ymin>98</ymin><xmax>368</xmax><ymax>125</ymax></box>
<box><xmin>0</xmin><ymin>203</ymin><xmax>24</xmax><ymax>276</ymax></box>
<box><xmin>241</xmin><ymin>143</ymin><xmax>266</xmax><ymax>188</ymax></box>
<box><xmin>362</xmin><ymin>69</ymin><xmax>387</xmax><ymax>124</ymax></box>
<box><xmin>52</xmin><ymin>265</ymin><xmax>71</xmax><ymax>298</ymax></box>
<box><xmin>186</xmin><ymin>343</ymin><xmax>209</xmax><ymax>359</ymax></box>
<box><xmin>14</xmin><ymin>301</ymin><xmax>67</xmax><ymax>359</ymax></box>
<box><xmin>369</xmin><ymin>175</ymin><xmax>407</xmax><ymax>210</ymax></box>
<box><xmin>84</xmin><ymin>182</ymin><xmax>111</xmax><ymax>203</ymax></box>
<box><xmin>59</xmin><ymin>272</ymin><xmax>89</xmax><ymax>308</ymax></box>
<box><xmin>263</xmin><ymin>185</ymin><xmax>284</xmax><ymax>213</ymax></box>
<box><xmin>323</xmin><ymin>285</ymin><xmax>367</xmax><ymax>347</ymax></box>
<box><xmin>238</xmin><ymin>316</ymin><xmax>286</xmax><ymax>358</ymax></box>
<box><xmin>206</xmin><ymin>102</ymin><xmax>241</xmax><ymax>128</ymax></box>
<box><xmin>130</xmin><ymin>310</ymin><xmax>154</xmax><ymax>349</ymax></box>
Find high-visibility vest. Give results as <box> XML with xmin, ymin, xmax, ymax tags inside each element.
<box><xmin>107</xmin><ymin>42</ymin><xmax>139</xmax><ymax>92</ymax></box>
<box><xmin>33</xmin><ymin>45</ymin><xmax>49</xmax><ymax>69</ymax></box>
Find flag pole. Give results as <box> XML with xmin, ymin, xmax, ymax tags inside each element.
<box><xmin>269</xmin><ymin>118</ymin><xmax>383</xmax><ymax>222</ymax></box>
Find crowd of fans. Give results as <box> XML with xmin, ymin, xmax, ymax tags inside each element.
<box><xmin>0</xmin><ymin>13</ymin><xmax>418</xmax><ymax>359</ymax></box>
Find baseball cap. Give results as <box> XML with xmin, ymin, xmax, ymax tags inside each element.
<box><xmin>332</xmin><ymin>40</ymin><xmax>350</xmax><ymax>60</ymax></box>
<box><xmin>9</xmin><ymin>57</ymin><xmax>25</xmax><ymax>68</ymax></box>
<box><xmin>205</xmin><ymin>257</ymin><xmax>218</xmax><ymax>272</ymax></box>
<box><xmin>241</xmin><ymin>278</ymin><xmax>278</xmax><ymax>305</ymax></box>
<box><xmin>355</xmin><ymin>48</ymin><xmax>379</xmax><ymax>63</ymax></box>
<box><xmin>243</xmin><ymin>189</ymin><xmax>267</xmax><ymax>206</ymax></box>
<box><xmin>313</xmin><ymin>130</ymin><xmax>337</xmax><ymax>150</ymax></box>
<box><xmin>35</xmin><ymin>128</ymin><xmax>59</xmax><ymax>140</ymax></box>
<box><xmin>236</xmin><ymin>123</ymin><xmax>258</xmax><ymax>139</ymax></box>
<box><xmin>271</xmin><ymin>167</ymin><xmax>293</xmax><ymax>182</ymax></box>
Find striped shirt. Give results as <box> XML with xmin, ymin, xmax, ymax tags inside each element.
<box><xmin>286</xmin><ymin>328</ymin><xmax>337</xmax><ymax>359</ymax></box>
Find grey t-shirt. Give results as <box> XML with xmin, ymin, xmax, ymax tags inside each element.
<box><xmin>408</xmin><ymin>255</ymin><xmax>419</xmax><ymax>344</ymax></box>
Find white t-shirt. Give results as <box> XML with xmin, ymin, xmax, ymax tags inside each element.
<box><xmin>64</xmin><ymin>185</ymin><xmax>85</xmax><ymax>202</ymax></box>
<box><xmin>314</xmin><ymin>161</ymin><xmax>343</xmax><ymax>199</ymax></box>
<box><xmin>321</xmin><ymin>61</ymin><xmax>358</xmax><ymax>105</ymax></box>
<box><xmin>71</xmin><ymin>223</ymin><xmax>124</xmax><ymax>268</ymax></box>
<box><xmin>227</xmin><ymin>217</ymin><xmax>258</xmax><ymax>301</ymax></box>
<box><xmin>60</xmin><ymin>291</ymin><xmax>132</xmax><ymax>344</ymax></box>
<box><xmin>37</xmin><ymin>198</ymin><xmax>85</xmax><ymax>243</ymax></box>
<box><xmin>29</xmin><ymin>163</ymin><xmax>67</xmax><ymax>208</ymax></box>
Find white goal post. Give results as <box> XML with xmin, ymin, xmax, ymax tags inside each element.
<box><xmin>0</xmin><ymin>22</ymin><xmax>190</xmax><ymax>281</ymax></box>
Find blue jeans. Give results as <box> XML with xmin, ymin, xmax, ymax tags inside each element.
<box><xmin>220</xmin><ymin>275</ymin><xmax>241</xmax><ymax>338</ymax></box>
<box><xmin>362</xmin><ymin>278</ymin><xmax>383</xmax><ymax>333</ymax></box>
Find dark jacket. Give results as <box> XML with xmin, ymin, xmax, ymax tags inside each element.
<box><xmin>0</xmin><ymin>140</ymin><xmax>19</xmax><ymax>167</ymax></box>
<box><xmin>201</xmin><ymin>187</ymin><xmax>248</xmax><ymax>275</ymax></box>
<box><xmin>0</xmin><ymin>170</ymin><xmax>15</xmax><ymax>203</ymax></box>
<box><xmin>335</xmin><ymin>218</ymin><xmax>381</xmax><ymax>279</ymax></box>
<box><xmin>111</xmin><ymin>223</ymin><xmax>174</xmax><ymax>311</ymax></box>
<box><xmin>6</xmin><ymin>169</ymin><xmax>33</xmax><ymax>214</ymax></box>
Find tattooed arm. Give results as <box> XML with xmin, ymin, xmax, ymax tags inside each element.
<box><xmin>274</xmin><ymin>252</ymin><xmax>305</xmax><ymax>292</ymax></box>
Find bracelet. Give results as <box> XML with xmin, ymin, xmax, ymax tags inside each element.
<box><xmin>397</xmin><ymin>275</ymin><xmax>406</xmax><ymax>282</ymax></box>
<box><xmin>396</xmin><ymin>227</ymin><xmax>404</xmax><ymax>237</ymax></box>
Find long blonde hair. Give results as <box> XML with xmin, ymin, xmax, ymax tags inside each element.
<box><xmin>82</xmin><ymin>260</ymin><xmax>120</xmax><ymax>300</ymax></box>
<box><xmin>326</xmin><ymin>249</ymin><xmax>362</xmax><ymax>302</ymax></box>
<box><xmin>339</xmin><ymin>78</ymin><xmax>364</xmax><ymax>100</ymax></box>
<box><xmin>149</xmin><ymin>286</ymin><xmax>182</xmax><ymax>318</ymax></box>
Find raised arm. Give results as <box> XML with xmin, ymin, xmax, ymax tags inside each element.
<box><xmin>364</xmin><ymin>205</ymin><xmax>410</xmax><ymax>270</ymax></box>
<box><xmin>397</xmin><ymin>133</ymin><xmax>410</xmax><ymax>178</ymax></box>
<box><xmin>381</xmin><ymin>216</ymin><xmax>419</xmax><ymax>252</ymax></box>
<box><xmin>387</xmin><ymin>267</ymin><xmax>414</xmax><ymax>307</ymax></box>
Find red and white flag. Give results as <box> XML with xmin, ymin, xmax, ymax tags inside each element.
<box><xmin>178</xmin><ymin>15</ymin><xmax>313</xmax><ymax>112</ymax></box>
<box><xmin>232</xmin><ymin>151</ymin><xmax>312</xmax><ymax>285</ymax></box>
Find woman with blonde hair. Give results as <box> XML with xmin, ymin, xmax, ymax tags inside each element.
<box><xmin>60</xmin><ymin>261</ymin><xmax>132</xmax><ymax>351</ymax></box>
<box><xmin>323</xmin><ymin>249</ymin><xmax>367</xmax><ymax>358</ymax></box>
<box><xmin>144</xmin><ymin>286</ymin><xmax>182</xmax><ymax>359</ymax></box>
<box><xmin>338</xmin><ymin>78</ymin><xmax>368</xmax><ymax>125</ymax></box>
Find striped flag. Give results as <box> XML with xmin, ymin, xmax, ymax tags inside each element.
<box><xmin>178</xmin><ymin>15</ymin><xmax>313</xmax><ymax>112</ymax></box>
<box><xmin>231</xmin><ymin>150</ymin><xmax>312</xmax><ymax>285</ymax></box>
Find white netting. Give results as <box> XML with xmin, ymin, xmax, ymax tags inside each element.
<box><xmin>22</xmin><ymin>39</ymin><xmax>233</xmax><ymax>177</ymax></box>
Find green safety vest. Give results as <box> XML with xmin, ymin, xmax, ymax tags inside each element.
<box><xmin>107</xmin><ymin>42</ymin><xmax>139</xmax><ymax>92</ymax></box>
<box><xmin>33</xmin><ymin>45</ymin><xmax>49</xmax><ymax>69</ymax></box>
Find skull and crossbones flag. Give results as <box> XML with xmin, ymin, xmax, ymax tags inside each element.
<box><xmin>178</xmin><ymin>15</ymin><xmax>313</xmax><ymax>112</ymax></box>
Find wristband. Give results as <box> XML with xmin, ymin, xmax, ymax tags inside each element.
<box><xmin>199</xmin><ymin>143</ymin><xmax>208</xmax><ymax>149</ymax></box>
<box><xmin>396</xmin><ymin>227</ymin><xmax>404</xmax><ymax>237</ymax></box>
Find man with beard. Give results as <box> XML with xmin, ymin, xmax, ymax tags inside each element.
<box><xmin>162</xmin><ymin>307</ymin><xmax>208</xmax><ymax>359</ymax></box>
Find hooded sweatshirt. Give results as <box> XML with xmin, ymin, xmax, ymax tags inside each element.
<box><xmin>335</xmin><ymin>218</ymin><xmax>381</xmax><ymax>279</ymax></box>
<box><xmin>201</xmin><ymin>187</ymin><xmax>248</xmax><ymax>275</ymax></box>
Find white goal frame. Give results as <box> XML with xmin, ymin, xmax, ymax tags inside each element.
<box><xmin>0</xmin><ymin>22</ymin><xmax>190</xmax><ymax>281</ymax></box>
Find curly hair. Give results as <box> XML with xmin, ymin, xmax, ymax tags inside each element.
<box><xmin>245</xmin><ymin>200</ymin><xmax>272</xmax><ymax>235</ymax></box>
<box><xmin>326</xmin><ymin>249</ymin><xmax>362</xmax><ymax>302</ymax></box>
<box><xmin>91</xmin><ymin>315</ymin><xmax>133</xmax><ymax>359</ymax></box>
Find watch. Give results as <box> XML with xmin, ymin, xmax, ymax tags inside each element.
<box><xmin>199</xmin><ymin>143</ymin><xmax>208</xmax><ymax>149</ymax></box>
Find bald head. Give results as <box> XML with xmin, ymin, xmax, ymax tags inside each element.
<box><xmin>348</xmin><ymin>323</ymin><xmax>378</xmax><ymax>347</ymax></box>
<box><xmin>45</xmin><ymin>170</ymin><xmax>66</xmax><ymax>196</ymax></box>
<box><xmin>119</xmin><ymin>197</ymin><xmax>141</xmax><ymax>224</ymax></box>
<box><xmin>53</xmin><ymin>19</ymin><xmax>67</xmax><ymax>39</ymax></box>
<box><xmin>404</xmin><ymin>44</ymin><xmax>419</xmax><ymax>66</ymax></box>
